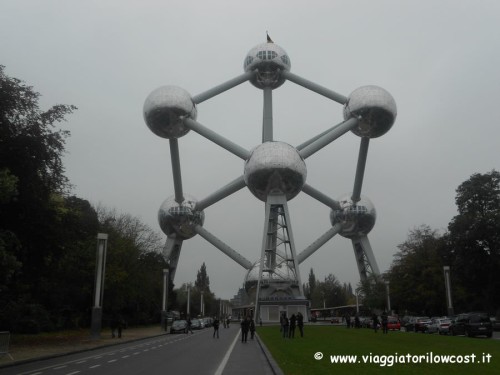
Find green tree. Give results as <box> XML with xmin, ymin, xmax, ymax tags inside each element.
<box><xmin>386</xmin><ymin>225</ymin><xmax>447</xmax><ymax>316</ymax></box>
<box><xmin>447</xmin><ymin>170</ymin><xmax>500</xmax><ymax>312</ymax></box>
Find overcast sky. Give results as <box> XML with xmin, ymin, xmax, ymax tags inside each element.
<box><xmin>2</xmin><ymin>0</ymin><xmax>500</xmax><ymax>300</ymax></box>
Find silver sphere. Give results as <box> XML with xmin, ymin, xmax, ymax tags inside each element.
<box><xmin>343</xmin><ymin>85</ymin><xmax>397</xmax><ymax>138</ymax></box>
<box><xmin>244</xmin><ymin>42</ymin><xmax>291</xmax><ymax>89</ymax></box>
<box><xmin>244</xmin><ymin>260</ymin><xmax>298</xmax><ymax>295</ymax></box>
<box><xmin>244</xmin><ymin>142</ymin><xmax>307</xmax><ymax>202</ymax></box>
<box><xmin>158</xmin><ymin>195</ymin><xmax>205</xmax><ymax>239</ymax></box>
<box><xmin>143</xmin><ymin>85</ymin><xmax>197</xmax><ymax>139</ymax></box>
<box><xmin>330</xmin><ymin>194</ymin><xmax>376</xmax><ymax>238</ymax></box>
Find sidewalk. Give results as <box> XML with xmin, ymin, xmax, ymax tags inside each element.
<box><xmin>0</xmin><ymin>325</ymin><xmax>166</xmax><ymax>367</ymax></box>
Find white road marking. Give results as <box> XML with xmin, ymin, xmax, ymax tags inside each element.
<box><xmin>214</xmin><ymin>331</ymin><xmax>240</xmax><ymax>375</ymax></box>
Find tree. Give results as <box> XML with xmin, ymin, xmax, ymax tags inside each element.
<box><xmin>195</xmin><ymin>262</ymin><xmax>211</xmax><ymax>293</ymax></box>
<box><xmin>447</xmin><ymin>170</ymin><xmax>500</xmax><ymax>312</ymax></box>
<box><xmin>386</xmin><ymin>225</ymin><xmax>447</xmax><ymax>316</ymax></box>
<box><xmin>357</xmin><ymin>274</ymin><xmax>388</xmax><ymax>313</ymax></box>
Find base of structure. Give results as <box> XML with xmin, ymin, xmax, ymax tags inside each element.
<box><xmin>258</xmin><ymin>298</ymin><xmax>309</xmax><ymax>323</ymax></box>
<box><xmin>90</xmin><ymin>307</ymin><xmax>102</xmax><ymax>340</ymax></box>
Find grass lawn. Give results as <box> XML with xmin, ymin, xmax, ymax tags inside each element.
<box><xmin>258</xmin><ymin>325</ymin><xmax>499</xmax><ymax>375</ymax></box>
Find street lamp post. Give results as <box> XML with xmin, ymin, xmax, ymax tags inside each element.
<box><xmin>161</xmin><ymin>269</ymin><xmax>169</xmax><ymax>331</ymax></box>
<box><xmin>443</xmin><ymin>266</ymin><xmax>454</xmax><ymax>316</ymax></box>
<box><xmin>91</xmin><ymin>233</ymin><xmax>108</xmax><ymax>340</ymax></box>
<box><xmin>200</xmin><ymin>291</ymin><xmax>204</xmax><ymax>317</ymax></box>
<box><xmin>385</xmin><ymin>281</ymin><xmax>391</xmax><ymax>313</ymax></box>
<box><xmin>187</xmin><ymin>286</ymin><xmax>191</xmax><ymax>317</ymax></box>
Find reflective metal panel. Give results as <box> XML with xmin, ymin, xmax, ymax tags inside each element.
<box><xmin>244</xmin><ymin>43</ymin><xmax>291</xmax><ymax>89</ymax></box>
<box><xmin>158</xmin><ymin>195</ymin><xmax>205</xmax><ymax>239</ymax></box>
<box><xmin>244</xmin><ymin>142</ymin><xmax>307</xmax><ymax>201</ymax></box>
<box><xmin>343</xmin><ymin>85</ymin><xmax>397</xmax><ymax>138</ymax></box>
<box><xmin>143</xmin><ymin>85</ymin><xmax>197</xmax><ymax>139</ymax></box>
<box><xmin>330</xmin><ymin>194</ymin><xmax>376</xmax><ymax>238</ymax></box>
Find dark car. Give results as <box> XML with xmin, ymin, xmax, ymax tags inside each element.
<box><xmin>450</xmin><ymin>313</ymin><xmax>492</xmax><ymax>338</ymax></box>
<box><xmin>405</xmin><ymin>316</ymin><xmax>431</xmax><ymax>332</ymax></box>
<box><xmin>191</xmin><ymin>319</ymin><xmax>203</xmax><ymax>330</ymax></box>
<box><xmin>170</xmin><ymin>319</ymin><xmax>188</xmax><ymax>334</ymax></box>
<box><xmin>490</xmin><ymin>317</ymin><xmax>500</xmax><ymax>332</ymax></box>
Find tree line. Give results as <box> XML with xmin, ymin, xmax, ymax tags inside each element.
<box><xmin>0</xmin><ymin>66</ymin><xmax>218</xmax><ymax>333</ymax></box>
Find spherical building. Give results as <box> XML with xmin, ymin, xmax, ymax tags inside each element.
<box><xmin>143</xmin><ymin>85</ymin><xmax>197</xmax><ymax>139</ymax></box>
<box><xmin>158</xmin><ymin>195</ymin><xmax>204</xmax><ymax>239</ymax></box>
<box><xmin>244</xmin><ymin>142</ymin><xmax>307</xmax><ymax>202</ymax></box>
<box><xmin>244</xmin><ymin>42</ymin><xmax>291</xmax><ymax>89</ymax></box>
<box><xmin>343</xmin><ymin>85</ymin><xmax>397</xmax><ymax>138</ymax></box>
<box><xmin>330</xmin><ymin>194</ymin><xmax>376</xmax><ymax>238</ymax></box>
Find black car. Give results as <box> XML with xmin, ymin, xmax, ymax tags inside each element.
<box><xmin>450</xmin><ymin>312</ymin><xmax>492</xmax><ymax>338</ymax></box>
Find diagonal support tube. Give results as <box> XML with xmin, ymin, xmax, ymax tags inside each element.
<box><xmin>195</xmin><ymin>175</ymin><xmax>247</xmax><ymax>211</ymax></box>
<box><xmin>194</xmin><ymin>225</ymin><xmax>253</xmax><ymax>270</ymax></box>
<box><xmin>183</xmin><ymin>118</ymin><xmax>250</xmax><ymax>160</ymax></box>
<box><xmin>169</xmin><ymin>138</ymin><xmax>184</xmax><ymax>204</ymax></box>
<box><xmin>283</xmin><ymin>71</ymin><xmax>348</xmax><ymax>104</ymax></box>
<box><xmin>299</xmin><ymin>118</ymin><xmax>358</xmax><ymax>159</ymax></box>
<box><xmin>351</xmin><ymin>137</ymin><xmax>370</xmax><ymax>203</ymax></box>
<box><xmin>297</xmin><ymin>224</ymin><xmax>342</xmax><ymax>264</ymax></box>
<box><xmin>301</xmin><ymin>184</ymin><xmax>341</xmax><ymax>210</ymax></box>
<box><xmin>193</xmin><ymin>71</ymin><xmax>255</xmax><ymax>104</ymax></box>
<box><xmin>297</xmin><ymin>121</ymin><xmax>348</xmax><ymax>151</ymax></box>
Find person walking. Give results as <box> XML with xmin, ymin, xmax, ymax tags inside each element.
<box><xmin>381</xmin><ymin>312</ymin><xmax>388</xmax><ymax>334</ymax></box>
<box><xmin>186</xmin><ymin>317</ymin><xmax>193</xmax><ymax>334</ymax></box>
<box><xmin>213</xmin><ymin>316</ymin><xmax>220</xmax><ymax>338</ymax></box>
<box><xmin>297</xmin><ymin>312</ymin><xmax>304</xmax><ymax>337</ymax></box>
<box><xmin>249</xmin><ymin>318</ymin><xmax>256</xmax><ymax>340</ymax></box>
<box><xmin>372</xmin><ymin>314</ymin><xmax>379</xmax><ymax>333</ymax></box>
<box><xmin>282</xmin><ymin>313</ymin><xmax>289</xmax><ymax>338</ymax></box>
<box><xmin>241</xmin><ymin>316</ymin><xmax>250</xmax><ymax>342</ymax></box>
<box><xmin>289</xmin><ymin>314</ymin><xmax>296</xmax><ymax>338</ymax></box>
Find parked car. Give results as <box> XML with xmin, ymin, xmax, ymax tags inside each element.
<box><xmin>450</xmin><ymin>312</ymin><xmax>492</xmax><ymax>338</ymax></box>
<box><xmin>404</xmin><ymin>316</ymin><xmax>430</xmax><ymax>332</ymax></box>
<box><xmin>387</xmin><ymin>316</ymin><xmax>401</xmax><ymax>330</ymax></box>
<box><xmin>490</xmin><ymin>317</ymin><xmax>500</xmax><ymax>331</ymax></box>
<box><xmin>191</xmin><ymin>319</ymin><xmax>203</xmax><ymax>330</ymax></box>
<box><xmin>170</xmin><ymin>319</ymin><xmax>188</xmax><ymax>334</ymax></box>
<box><xmin>203</xmin><ymin>317</ymin><xmax>213</xmax><ymax>327</ymax></box>
<box><xmin>426</xmin><ymin>318</ymin><xmax>452</xmax><ymax>335</ymax></box>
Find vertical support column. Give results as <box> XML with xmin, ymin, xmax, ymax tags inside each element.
<box><xmin>91</xmin><ymin>233</ymin><xmax>108</xmax><ymax>340</ymax></box>
<box><xmin>351</xmin><ymin>236</ymin><xmax>380</xmax><ymax>283</ymax></box>
<box><xmin>262</xmin><ymin>87</ymin><xmax>273</xmax><ymax>142</ymax></box>
<box><xmin>443</xmin><ymin>266</ymin><xmax>454</xmax><ymax>316</ymax></box>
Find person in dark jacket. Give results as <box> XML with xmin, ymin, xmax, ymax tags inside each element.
<box><xmin>249</xmin><ymin>318</ymin><xmax>256</xmax><ymax>339</ymax></box>
<box><xmin>213</xmin><ymin>316</ymin><xmax>220</xmax><ymax>338</ymax></box>
<box><xmin>289</xmin><ymin>314</ymin><xmax>296</xmax><ymax>338</ymax></box>
<box><xmin>297</xmin><ymin>312</ymin><xmax>304</xmax><ymax>337</ymax></box>
<box><xmin>241</xmin><ymin>316</ymin><xmax>250</xmax><ymax>342</ymax></box>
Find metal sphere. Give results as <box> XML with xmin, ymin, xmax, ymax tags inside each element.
<box><xmin>330</xmin><ymin>194</ymin><xmax>376</xmax><ymax>238</ymax></box>
<box><xmin>158</xmin><ymin>195</ymin><xmax>205</xmax><ymax>239</ymax></box>
<box><xmin>244</xmin><ymin>260</ymin><xmax>298</xmax><ymax>293</ymax></box>
<box><xmin>143</xmin><ymin>85</ymin><xmax>197</xmax><ymax>139</ymax></box>
<box><xmin>244</xmin><ymin>142</ymin><xmax>307</xmax><ymax>202</ymax></box>
<box><xmin>343</xmin><ymin>85</ymin><xmax>397</xmax><ymax>138</ymax></box>
<box><xmin>244</xmin><ymin>43</ymin><xmax>291</xmax><ymax>89</ymax></box>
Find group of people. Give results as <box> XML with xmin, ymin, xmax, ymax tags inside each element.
<box><xmin>280</xmin><ymin>312</ymin><xmax>304</xmax><ymax>338</ymax></box>
<box><xmin>240</xmin><ymin>316</ymin><xmax>256</xmax><ymax>342</ymax></box>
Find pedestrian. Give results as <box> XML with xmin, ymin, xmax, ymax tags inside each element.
<box><xmin>289</xmin><ymin>314</ymin><xmax>296</xmax><ymax>338</ymax></box>
<box><xmin>227</xmin><ymin>316</ymin><xmax>231</xmax><ymax>328</ymax></box>
<box><xmin>297</xmin><ymin>312</ymin><xmax>304</xmax><ymax>337</ymax></box>
<box><xmin>213</xmin><ymin>316</ymin><xmax>220</xmax><ymax>338</ymax></box>
<box><xmin>186</xmin><ymin>316</ymin><xmax>193</xmax><ymax>334</ymax></box>
<box><xmin>241</xmin><ymin>316</ymin><xmax>250</xmax><ymax>342</ymax></box>
<box><xmin>223</xmin><ymin>315</ymin><xmax>227</xmax><ymax>329</ymax></box>
<box><xmin>381</xmin><ymin>312</ymin><xmax>388</xmax><ymax>334</ymax></box>
<box><xmin>249</xmin><ymin>318</ymin><xmax>256</xmax><ymax>340</ymax></box>
<box><xmin>355</xmin><ymin>314</ymin><xmax>360</xmax><ymax>329</ymax></box>
<box><xmin>345</xmin><ymin>314</ymin><xmax>351</xmax><ymax>328</ymax></box>
<box><xmin>282</xmin><ymin>313</ymin><xmax>289</xmax><ymax>338</ymax></box>
<box><xmin>372</xmin><ymin>314</ymin><xmax>379</xmax><ymax>333</ymax></box>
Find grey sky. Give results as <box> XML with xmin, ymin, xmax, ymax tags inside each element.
<box><xmin>2</xmin><ymin>0</ymin><xmax>500</xmax><ymax>299</ymax></box>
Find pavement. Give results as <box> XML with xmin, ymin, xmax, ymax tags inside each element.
<box><xmin>0</xmin><ymin>325</ymin><xmax>284</xmax><ymax>374</ymax></box>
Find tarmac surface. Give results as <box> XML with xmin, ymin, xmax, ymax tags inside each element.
<box><xmin>0</xmin><ymin>324</ymin><xmax>284</xmax><ymax>374</ymax></box>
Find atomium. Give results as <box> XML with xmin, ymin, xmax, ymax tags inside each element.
<box><xmin>143</xmin><ymin>85</ymin><xmax>197</xmax><ymax>139</ymax></box>
<box><xmin>158</xmin><ymin>195</ymin><xmax>204</xmax><ymax>239</ymax></box>
<box><xmin>244</xmin><ymin>141</ymin><xmax>306</xmax><ymax>201</ymax></box>
<box><xmin>244</xmin><ymin>42</ymin><xmax>291</xmax><ymax>89</ymax></box>
<box><xmin>344</xmin><ymin>85</ymin><xmax>397</xmax><ymax>138</ymax></box>
<box><xmin>330</xmin><ymin>195</ymin><xmax>376</xmax><ymax>238</ymax></box>
<box><xmin>144</xmin><ymin>36</ymin><xmax>397</xmax><ymax>322</ymax></box>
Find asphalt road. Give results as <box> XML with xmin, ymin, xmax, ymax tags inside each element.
<box><xmin>1</xmin><ymin>325</ymin><xmax>251</xmax><ymax>375</ymax></box>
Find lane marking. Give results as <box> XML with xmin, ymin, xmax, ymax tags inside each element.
<box><xmin>214</xmin><ymin>331</ymin><xmax>240</xmax><ymax>375</ymax></box>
